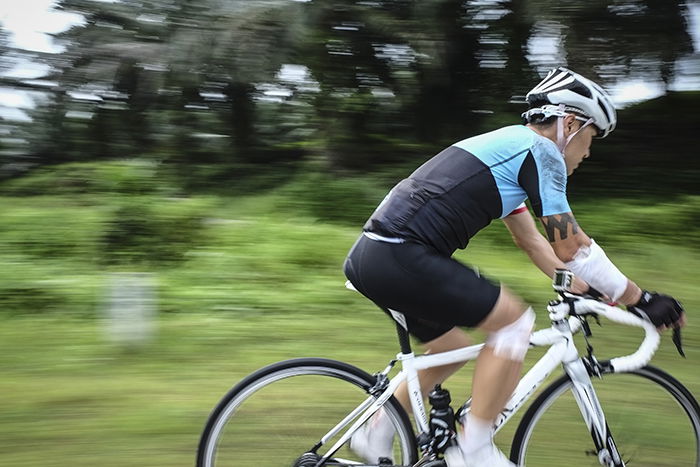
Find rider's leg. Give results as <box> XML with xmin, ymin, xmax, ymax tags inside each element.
<box><xmin>360</xmin><ymin>289</ymin><xmax>531</xmax><ymax>466</ymax></box>
<box><xmin>393</xmin><ymin>327</ymin><xmax>472</xmax><ymax>411</ymax></box>
<box><xmin>471</xmin><ymin>288</ymin><xmax>530</xmax><ymax>422</ymax></box>
<box><xmin>351</xmin><ymin>328</ymin><xmax>471</xmax><ymax>462</ymax></box>
<box><xmin>456</xmin><ymin>287</ymin><xmax>533</xmax><ymax>466</ymax></box>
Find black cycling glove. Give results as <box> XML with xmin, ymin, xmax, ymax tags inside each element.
<box><xmin>627</xmin><ymin>291</ymin><xmax>685</xmax><ymax>328</ymax></box>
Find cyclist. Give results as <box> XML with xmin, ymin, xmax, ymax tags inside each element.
<box><xmin>343</xmin><ymin>67</ymin><xmax>685</xmax><ymax>467</ymax></box>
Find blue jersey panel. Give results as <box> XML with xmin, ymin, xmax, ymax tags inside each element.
<box><xmin>454</xmin><ymin>125</ymin><xmax>570</xmax><ymax>217</ymax></box>
<box><xmin>530</xmin><ymin>136</ymin><xmax>571</xmax><ymax>216</ymax></box>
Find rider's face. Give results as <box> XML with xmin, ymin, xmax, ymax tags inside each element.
<box><xmin>564</xmin><ymin>122</ymin><xmax>597</xmax><ymax>175</ymax></box>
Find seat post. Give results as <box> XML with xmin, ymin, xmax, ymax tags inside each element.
<box><xmin>395</xmin><ymin>321</ymin><xmax>412</xmax><ymax>355</ymax></box>
<box><xmin>379</xmin><ymin>305</ymin><xmax>413</xmax><ymax>354</ymax></box>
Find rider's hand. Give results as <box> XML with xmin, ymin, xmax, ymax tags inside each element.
<box><xmin>627</xmin><ymin>291</ymin><xmax>686</xmax><ymax>330</ymax></box>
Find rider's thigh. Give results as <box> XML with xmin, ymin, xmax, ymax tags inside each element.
<box><xmin>476</xmin><ymin>286</ymin><xmax>528</xmax><ymax>333</ymax></box>
<box><xmin>423</xmin><ymin>327</ymin><xmax>472</xmax><ymax>354</ymax></box>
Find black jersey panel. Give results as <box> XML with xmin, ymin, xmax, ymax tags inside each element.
<box><xmin>518</xmin><ymin>151</ymin><xmax>543</xmax><ymax>217</ymax></box>
<box><xmin>363</xmin><ymin>146</ymin><xmax>502</xmax><ymax>255</ymax></box>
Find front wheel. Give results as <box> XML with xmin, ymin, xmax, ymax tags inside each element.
<box><xmin>510</xmin><ymin>365</ymin><xmax>700</xmax><ymax>466</ymax></box>
<box><xmin>197</xmin><ymin>357</ymin><xmax>418</xmax><ymax>467</ymax></box>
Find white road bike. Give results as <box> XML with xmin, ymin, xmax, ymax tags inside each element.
<box><xmin>197</xmin><ymin>272</ymin><xmax>698</xmax><ymax>467</ymax></box>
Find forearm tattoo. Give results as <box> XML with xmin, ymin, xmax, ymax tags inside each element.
<box><xmin>542</xmin><ymin>213</ymin><xmax>579</xmax><ymax>242</ymax></box>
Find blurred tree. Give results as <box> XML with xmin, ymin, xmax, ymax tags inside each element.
<box><xmin>25</xmin><ymin>0</ymin><xmax>166</xmax><ymax>162</ymax></box>
<box><xmin>408</xmin><ymin>0</ymin><xmax>486</xmax><ymax>141</ymax></box>
<box><xmin>3</xmin><ymin>0</ymin><xmax>696</xmax><ymax>196</ymax></box>
<box><xmin>299</xmin><ymin>0</ymin><xmax>503</xmax><ymax>168</ymax></box>
<box><xmin>0</xmin><ymin>29</ymin><xmax>9</xmax><ymax>70</ymax></box>
<box><xmin>299</xmin><ymin>1</ymin><xmax>411</xmax><ymax>169</ymax></box>
<box><xmin>0</xmin><ymin>30</ymin><xmax>42</xmax><ymax>170</ymax></box>
<box><xmin>521</xmin><ymin>0</ymin><xmax>692</xmax><ymax>85</ymax></box>
<box><xmin>0</xmin><ymin>29</ymin><xmax>6</xmax><ymax>160</ymax></box>
<box><xmin>31</xmin><ymin>0</ymin><xmax>309</xmax><ymax>177</ymax></box>
<box><xmin>474</xmin><ymin>0</ymin><xmax>538</xmax><ymax>117</ymax></box>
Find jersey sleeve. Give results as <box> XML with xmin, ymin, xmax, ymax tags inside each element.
<box><xmin>518</xmin><ymin>138</ymin><xmax>571</xmax><ymax>217</ymax></box>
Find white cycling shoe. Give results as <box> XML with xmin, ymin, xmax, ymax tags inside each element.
<box><xmin>444</xmin><ymin>442</ymin><xmax>516</xmax><ymax>467</ymax></box>
<box><xmin>349</xmin><ymin>411</ymin><xmax>395</xmax><ymax>463</ymax></box>
<box><xmin>349</xmin><ymin>410</ymin><xmax>515</xmax><ymax>467</ymax></box>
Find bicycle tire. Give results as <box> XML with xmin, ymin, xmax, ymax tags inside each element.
<box><xmin>510</xmin><ymin>365</ymin><xmax>700</xmax><ymax>466</ymax></box>
<box><xmin>197</xmin><ymin>357</ymin><xmax>418</xmax><ymax>467</ymax></box>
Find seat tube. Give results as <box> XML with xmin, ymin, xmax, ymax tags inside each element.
<box><xmin>400</xmin><ymin>352</ymin><xmax>430</xmax><ymax>434</ymax></box>
<box><xmin>390</xmin><ymin>309</ymin><xmax>429</xmax><ymax>432</ymax></box>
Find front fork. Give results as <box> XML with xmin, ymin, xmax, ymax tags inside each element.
<box><xmin>565</xmin><ymin>357</ymin><xmax>625</xmax><ymax>467</ymax></box>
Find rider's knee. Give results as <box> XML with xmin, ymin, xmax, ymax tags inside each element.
<box><xmin>485</xmin><ymin>307</ymin><xmax>535</xmax><ymax>361</ymax></box>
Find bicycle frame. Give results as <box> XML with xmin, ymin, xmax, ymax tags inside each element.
<box><xmin>318</xmin><ymin>296</ymin><xmax>659</xmax><ymax>466</ymax></box>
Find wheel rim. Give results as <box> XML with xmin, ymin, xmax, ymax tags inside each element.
<box><xmin>201</xmin><ymin>365</ymin><xmax>415</xmax><ymax>467</ymax></box>
<box><xmin>513</xmin><ymin>369</ymin><xmax>700</xmax><ymax>467</ymax></box>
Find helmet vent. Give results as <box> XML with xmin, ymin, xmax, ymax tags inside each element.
<box><xmin>569</xmin><ymin>81</ymin><xmax>593</xmax><ymax>99</ymax></box>
<box><xmin>597</xmin><ymin>97</ymin><xmax>611</xmax><ymax>122</ymax></box>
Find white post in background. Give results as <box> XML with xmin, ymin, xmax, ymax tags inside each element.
<box><xmin>105</xmin><ymin>273</ymin><xmax>156</xmax><ymax>346</ymax></box>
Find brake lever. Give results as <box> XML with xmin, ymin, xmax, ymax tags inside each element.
<box><xmin>672</xmin><ymin>326</ymin><xmax>686</xmax><ymax>358</ymax></box>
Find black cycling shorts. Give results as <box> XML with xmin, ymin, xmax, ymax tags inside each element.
<box><xmin>343</xmin><ymin>234</ymin><xmax>501</xmax><ymax>342</ymax></box>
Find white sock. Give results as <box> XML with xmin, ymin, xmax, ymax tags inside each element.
<box><xmin>460</xmin><ymin>413</ymin><xmax>494</xmax><ymax>454</ymax></box>
<box><xmin>369</xmin><ymin>408</ymin><xmax>395</xmax><ymax>443</ymax></box>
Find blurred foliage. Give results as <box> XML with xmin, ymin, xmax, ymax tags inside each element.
<box><xmin>100</xmin><ymin>197</ymin><xmax>208</xmax><ymax>266</ymax></box>
<box><xmin>0</xmin><ymin>160</ymin><xmax>170</xmax><ymax>196</ymax></box>
<box><xmin>277</xmin><ymin>168</ymin><xmax>388</xmax><ymax>224</ymax></box>
<box><xmin>0</xmin><ymin>161</ymin><xmax>698</xmax><ymax>320</ymax></box>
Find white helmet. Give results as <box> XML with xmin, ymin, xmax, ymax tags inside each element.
<box><xmin>524</xmin><ymin>67</ymin><xmax>617</xmax><ymax>138</ymax></box>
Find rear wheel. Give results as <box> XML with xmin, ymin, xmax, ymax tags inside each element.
<box><xmin>197</xmin><ymin>358</ymin><xmax>418</xmax><ymax>467</ymax></box>
<box><xmin>510</xmin><ymin>365</ymin><xmax>700</xmax><ymax>466</ymax></box>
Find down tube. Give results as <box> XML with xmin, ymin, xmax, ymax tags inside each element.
<box><xmin>565</xmin><ymin>358</ymin><xmax>624</xmax><ymax>465</ymax></box>
<box><xmin>493</xmin><ymin>341</ymin><xmax>567</xmax><ymax>433</ymax></box>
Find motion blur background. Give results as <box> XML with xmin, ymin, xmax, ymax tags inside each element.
<box><xmin>0</xmin><ymin>1</ymin><xmax>699</xmax><ymax>465</ymax></box>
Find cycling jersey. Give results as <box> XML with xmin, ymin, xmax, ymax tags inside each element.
<box><xmin>363</xmin><ymin>125</ymin><xmax>571</xmax><ymax>256</ymax></box>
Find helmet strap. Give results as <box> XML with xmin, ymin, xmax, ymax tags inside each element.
<box><xmin>555</xmin><ymin>103</ymin><xmax>594</xmax><ymax>154</ymax></box>
<box><xmin>556</xmin><ymin>105</ymin><xmax>566</xmax><ymax>153</ymax></box>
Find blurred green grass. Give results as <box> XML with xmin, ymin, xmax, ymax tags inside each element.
<box><xmin>0</xmin><ymin>163</ymin><xmax>698</xmax><ymax>466</ymax></box>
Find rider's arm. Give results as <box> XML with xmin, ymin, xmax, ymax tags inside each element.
<box><xmin>506</xmin><ymin>209</ymin><xmax>685</xmax><ymax>328</ymax></box>
<box><xmin>539</xmin><ymin>211</ymin><xmax>642</xmax><ymax>305</ymax></box>
<box><xmin>516</xmin><ymin>144</ymin><xmax>682</xmax><ymax>327</ymax></box>
<box><xmin>503</xmin><ymin>209</ymin><xmax>589</xmax><ymax>294</ymax></box>
<box><xmin>541</xmin><ymin>211</ymin><xmax>686</xmax><ymax>328</ymax></box>
<box><xmin>516</xmin><ymin>143</ymin><xmax>641</xmax><ymax>305</ymax></box>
